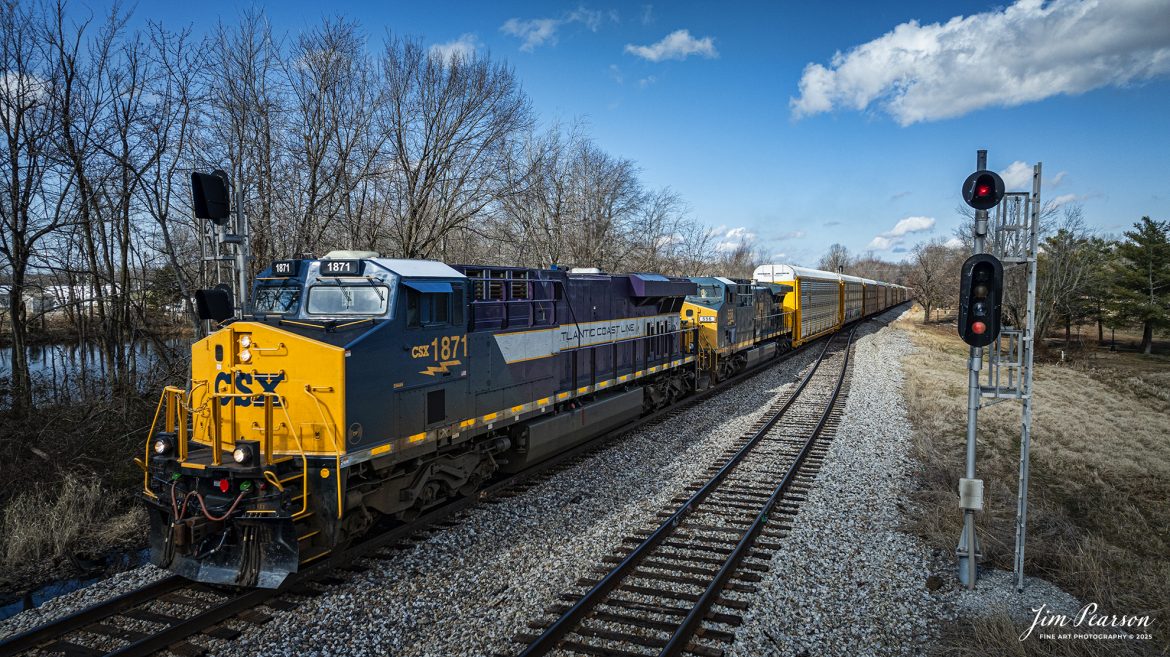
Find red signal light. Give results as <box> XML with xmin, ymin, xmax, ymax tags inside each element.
<box><xmin>217</xmin><ymin>479</ymin><xmax>230</xmax><ymax>493</ymax></box>
<box><xmin>976</xmin><ymin>184</ymin><xmax>991</xmax><ymax>197</ymax></box>
<box><xmin>972</xmin><ymin>321</ymin><xmax>987</xmax><ymax>335</ymax></box>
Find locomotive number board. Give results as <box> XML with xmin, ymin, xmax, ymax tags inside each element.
<box><xmin>320</xmin><ymin>260</ymin><xmax>362</xmax><ymax>276</ymax></box>
<box><xmin>271</xmin><ymin>260</ymin><xmax>300</xmax><ymax>277</ymax></box>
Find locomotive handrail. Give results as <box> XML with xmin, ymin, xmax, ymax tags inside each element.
<box><xmin>273</xmin><ymin>398</ymin><xmax>311</xmax><ymax>518</ymax></box>
<box><xmin>302</xmin><ymin>386</ymin><xmax>344</xmax><ymax>520</ymax></box>
<box><xmin>142</xmin><ymin>386</ymin><xmax>185</xmax><ymax>499</ymax></box>
<box><xmin>147</xmin><ymin>385</ymin><xmax>313</xmax><ymax>519</ymax></box>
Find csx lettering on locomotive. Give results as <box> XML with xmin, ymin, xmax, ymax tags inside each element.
<box><xmin>213</xmin><ymin>371</ymin><xmax>285</xmax><ymax>406</ymax></box>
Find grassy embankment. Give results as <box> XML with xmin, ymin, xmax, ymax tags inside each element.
<box><xmin>0</xmin><ymin>399</ymin><xmax>156</xmax><ymax>595</ymax></box>
<box><xmin>0</xmin><ymin>343</ymin><xmax>190</xmax><ymax>595</ymax></box>
<box><xmin>896</xmin><ymin>307</ymin><xmax>1169</xmax><ymax>657</ymax></box>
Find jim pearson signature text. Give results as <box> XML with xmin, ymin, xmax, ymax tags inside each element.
<box><xmin>1021</xmin><ymin>603</ymin><xmax>1153</xmax><ymax>641</ymax></box>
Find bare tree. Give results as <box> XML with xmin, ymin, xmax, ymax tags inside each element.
<box><xmin>716</xmin><ymin>239</ymin><xmax>763</xmax><ymax>280</ymax></box>
<box><xmin>137</xmin><ymin>22</ymin><xmax>204</xmax><ymax>335</ymax></box>
<box><xmin>282</xmin><ymin>18</ymin><xmax>384</xmax><ymax>254</ymax></box>
<box><xmin>625</xmin><ymin>186</ymin><xmax>684</xmax><ymax>273</ymax></box>
<box><xmin>818</xmin><ymin>243</ymin><xmax>851</xmax><ymax>273</ymax></box>
<box><xmin>202</xmin><ymin>11</ymin><xmax>284</xmax><ymax>269</ymax></box>
<box><xmin>564</xmin><ymin>139</ymin><xmax>643</xmax><ymax>270</ymax></box>
<box><xmin>496</xmin><ymin>122</ymin><xmax>580</xmax><ymax>267</ymax></box>
<box><xmin>376</xmin><ymin>35</ymin><xmax>530</xmax><ymax>259</ymax></box>
<box><xmin>909</xmin><ymin>238</ymin><xmax>962</xmax><ymax>322</ymax></box>
<box><xmin>1036</xmin><ymin>204</ymin><xmax>1095</xmax><ymax>344</ymax></box>
<box><xmin>0</xmin><ymin>0</ymin><xmax>60</xmax><ymax>414</ymax></box>
<box><xmin>669</xmin><ymin>219</ymin><xmax>718</xmax><ymax>276</ymax></box>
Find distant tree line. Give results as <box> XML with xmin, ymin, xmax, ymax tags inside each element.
<box><xmin>0</xmin><ymin>3</ymin><xmax>758</xmax><ymax>415</ymax></box>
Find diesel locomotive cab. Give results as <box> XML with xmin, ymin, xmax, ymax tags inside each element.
<box><xmin>140</xmin><ymin>253</ymin><xmax>444</xmax><ymax>588</ymax></box>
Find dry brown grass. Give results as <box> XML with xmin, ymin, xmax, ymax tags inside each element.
<box><xmin>0</xmin><ymin>473</ymin><xmax>144</xmax><ymax>572</ymax></box>
<box><xmin>897</xmin><ymin>307</ymin><xmax>1170</xmax><ymax>656</ymax></box>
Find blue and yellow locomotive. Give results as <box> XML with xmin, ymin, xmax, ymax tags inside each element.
<box><xmin>140</xmin><ymin>254</ymin><xmax>907</xmax><ymax>587</ymax></box>
<box><xmin>142</xmin><ymin>255</ymin><xmax>700</xmax><ymax>586</ymax></box>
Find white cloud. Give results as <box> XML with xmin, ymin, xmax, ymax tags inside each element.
<box><xmin>501</xmin><ymin>18</ymin><xmax>562</xmax><ymax>52</ymax></box>
<box><xmin>567</xmin><ymin>7</ymin><xmax>604</xmax><ymax>31</ymax></box>
<box><xmin>791</xmin><ymin>0</ymin><xmax>1170</xmax><ymax>125</ymax></box>
<box><xmin>609</xmin><ymin>64</ymin><xmax>624</xmax><ymax>84</ymax></box>
<box><xmin>887</xmin><ymin>216</ymin><xmax>935</xmax><ymax>236</ymax></box>
<box><xmin>716</xmin><ymin>226</ymin><xmax>756</xmax><ymax>252</ymax></box>
<box><xmin>1050</xmin><ymin>193</ymin><xmax>1080</xmax><ymax>206</ymax></box>
<box><xmin>999</xmin><ymin>161</ymin><xmax>1033</xmax><ymax>191</ymax></box>
<box><xmin>0</xmin><ymin>71</ymin><xmax>48</xmax><ymax>103</ymax></box>
<box><xmin>501</xmin><ymin>6</ymin><xmax>609</xmax><ymax>52</ymax></box>
<box><xmin>999</xmin><ymin>160</ymin><xmax>1069</xmax><ymax>191</ymax></box>
<box><xmin>944</xmin><ymin>236</ymin><xmax>965</xmax><ymax>249</ymax></box>
<box><xmin>430</xmin><ymin>34</ymin><xmax>480</xmax><ymax>62</ymax></box>
<box><xmin>641</xmin><ymin>5</ymin><xmax>654</xmax><ymax>25</ymax></box>
<box><xmin>776</xmin><ymin>230</ymin><xmax>806</xmax><ymax>240</ymax></box>
<box><xmin>625</xmin><ymin>29</ymin><xmax>718</xmax><ymax>62</ymax></box>
<box><xmin>867</xmin><ymin>215</ymin><xmax>936</xmax><ymax>250</ymax></box>
<box><xmin>639</xmin><ymin>75</ymin><xmax>657</xmax><ymax>88</ymax></box>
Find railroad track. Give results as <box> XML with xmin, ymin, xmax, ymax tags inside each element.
<box><xmin>512</xmin><ymin>326</ymin><xmax>856</xmax><ymax>657</ymax></box>
<box><xmin>0</xmin><ymin>334</ymin><xmax>833</xmax><ymax>657</ymax></box>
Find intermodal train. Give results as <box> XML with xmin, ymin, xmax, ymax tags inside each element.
<box><xmin>140</xmin><ymin>254</ymin><xmax>908</xmax><ymax>587</ymax></box>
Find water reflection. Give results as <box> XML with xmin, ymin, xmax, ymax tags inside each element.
<box><xmin>0</xmin><ymin>341</ymin><xmax>186</xmax><ymax>405</ymax></box>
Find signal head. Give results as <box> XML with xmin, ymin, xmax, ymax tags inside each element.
<box><xmin>957</xmin><ymin>253</ymin><xmax>1004</xmax><ymax>347</ymax></box>
<box><xmin>191</xmin><ymin>169</ymin><xmax>232</xmax><ymax>224</ymax></box>
<box><xmin>962</xmin><ymin>169</ymin><xmax>1006</xmax><ymax>211</ymax></box>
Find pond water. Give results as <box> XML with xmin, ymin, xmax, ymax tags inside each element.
<box><xmin>0</xmin><ymin>341</ymin><xmax>187</xmax><ymax>405</ymax></box>
<box><xmin>0</xmin><ymin>548</ymin><xmax>150</xmax><ymax>622</ymax></box>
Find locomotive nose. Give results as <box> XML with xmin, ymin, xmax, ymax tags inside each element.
<box><xmin>142</xmin><ymin>320</ymin><xmax>347</xmax><ymax>588</ymax></box>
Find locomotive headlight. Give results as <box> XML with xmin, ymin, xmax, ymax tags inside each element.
<box><xmin>240</xmin><ymin>335</ymin><xmax>252</xmax><ymax>348</ymax></box>
<box><xmin>153</xmin><ymin>436</ymin><xmax>174</xmax><ymax>456</ymax></box>
<box><xmin>232</xmin><ymin>444</ymin><xmax>254</xmax><ymax>465</ymax></box>
<box><xmin>239</xmin><ymin>349</ymin><xmax>252</xmax><ymax>363</ymax></box>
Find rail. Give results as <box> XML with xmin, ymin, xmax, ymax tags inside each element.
<box><xmin>517</xmin><ymin>326</ymin><xmax>856</xmax><ymax>656</ymax></box>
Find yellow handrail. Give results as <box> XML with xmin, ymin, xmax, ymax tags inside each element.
<box><xmin>141</xmin><ymin>389</ymin><xmax>169</xmax><ymax>498</ymax></box>
<box><xmin>274</xmin><ymin>397</ymin><xmax>312</xmax><ymax>518</ymax></box>
<box><xmin>200</xmin><ymin>389</ymin><xmax>312</xmax><ymax>518</ymax></box>
<box><xmin>144</xmin><ymin>385</ymin><xmax>321</xmax><ymax>520</ymax></box>
<box><xmin>303</xmin><ymin>386</ymin><xmax>344</xmax><ymax>520</ymax></box>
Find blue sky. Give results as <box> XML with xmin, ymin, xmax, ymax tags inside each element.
<box><xmin>112</xmin><ymin>0</ymin><xmax>1170</xmax><ymax>266</ymax></box>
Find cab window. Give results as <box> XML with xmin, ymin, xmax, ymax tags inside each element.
<box><xmin>408</xmin><ymin>291</ymin><xmax>452</xmax><ymax>326</ymax></box>
<box><xmin>698</xmin><ymin>285</ymin><xmax>721</xmax><ymax>299</ymax></box>
<box><xmin>307</xmin><ymin>285</ymin><xmax>389</xmax><ymax>315</ymax></box>
<box><xmin>253</xmin><ymin>284</ymin><xmax>302</xmax><ymax>314</ymax></box>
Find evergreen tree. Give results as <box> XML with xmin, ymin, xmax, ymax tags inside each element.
<box><xmin>1111</xmin><ymin>217</ymin><xmax>1170</xmax><ymax>354</ymax></box>
<box><xmin>1082</xmin><ymin>237</ymin><xmax>1116</xmax><ymax>344</ymax></box>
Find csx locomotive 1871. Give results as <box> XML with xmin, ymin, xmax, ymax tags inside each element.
<box><xmin>140</xmin><ymin>253</ymin><xmax>906</xmax><ymax>587</ymax></box>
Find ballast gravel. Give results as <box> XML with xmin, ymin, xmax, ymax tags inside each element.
<box><xmin>0</xmin><ymin>565</ymin><xmax>171</xmax><ymax>638</ymax></box>
<box><xmin>209</xmin><ymin>346</ymin><xmax>825</xmax><ymax>657</ymax></box>
<box><xmin>0</xmin><ymin>342</ymin><xmax>823</xmax><ymax>654</ymax></box>
<box><xmin>728</xmin><ymin>308</ymin><xmax>1093</xmax><ymax>656</ymax></box>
